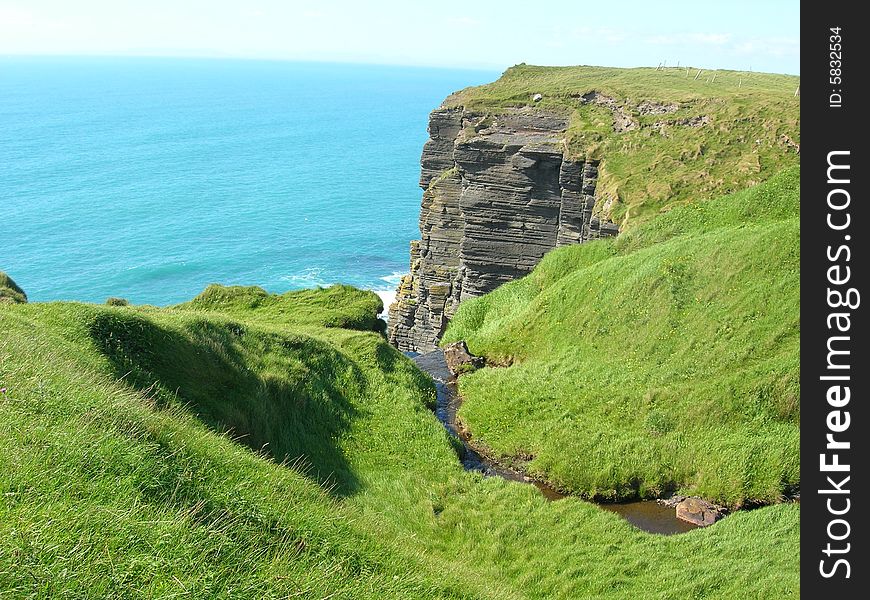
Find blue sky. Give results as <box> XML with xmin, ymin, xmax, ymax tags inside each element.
<box><xmin>0</xmin><ymin>0</ymin><xmax>800</xmax><ymax>74</ymax></box>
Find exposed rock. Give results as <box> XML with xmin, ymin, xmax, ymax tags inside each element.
<box><xmin>673</xmin><ymin>115</ymin><xmax>710</xmax><ymax>128</ymax></box>
<box><xmin>675</xmin><ymin>497</ymin><xmax>725</xmax><ymax>527</ymax></box>
<box><xmin>579</xmin><ymin>91</ymin><xmax>638</xmax><ymax>132</ymax></box>
<box><xmin>657</xmin><ymin>495</ymin><xmax>687</xmax><ymax>508</ymax></box>
<box><xmin>443</xmin><ymin>341</ymin><xmax>485</xmax><ymax>376</ymax></box>
<box><xmin>532</xmin><ymin>93</ymin><xmax>543</xmax><ymax>102</ymax></box>
<box><xmin>651</xmin><ymin>114</ymin><xmax>710</xmax><ymax>136</ymax></box>
<box><xmin>388</xmin><ymin>107</ymin><xmax>618</xmax><ymax>352</ymax></box>
<box><xmin>780</xmin><ymin>134</ymin><xmax>800</xmax><ymax>154</ymax></box>
<box><xmin>637</xmin><ymin>100</ymin><xmax>680</xmax><ymax>115</ymax></box>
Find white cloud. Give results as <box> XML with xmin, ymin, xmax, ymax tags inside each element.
<box><xmin>734</xmin><ymin>37</ymin><xmax>799</xmax><ymax>57</ymax></box>
<box><xmin>646</xmin><ymin>32</ymin><xmax>731</xmax><ymax>45</ymax></box>
<box><xmin>554</xmin><ymin>25</ymin><xmax>628</xmax><ymax>44</ymax></box>
<box><xmin>447</xmin><ymin>16</ymin><xmax>481</xmax><ymax>28</ymax></box>
<box><xmin>687</xmin><ymin>32</ymin><xmax>730</xmax><ymax>45</ymax></box>
<box><xmin>0</xmin><ymin>6</ymin><xmax>36</xmax><ymax>26</ymax></box>
<box><xmin>0</xmin><ymin>5</ymin><xmax>77</xmax><ymax>51</ymax></box>
<box><xmin>598</xmin><ymin>27</ymin><xmax>627</xmax><ymax>43</ymax></box>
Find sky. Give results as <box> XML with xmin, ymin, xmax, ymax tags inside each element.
<box><xmin>0</xmin><ymin>1</ymin><xmax>800</xmax><ymax>74</ymax></box>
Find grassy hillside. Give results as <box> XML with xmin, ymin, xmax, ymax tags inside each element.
<box><xmin>0</xmin><ymin>271</ymin><xmax>27</xmax><ymax>304</ymax></box>
<box><xmin>444</xmin><ymin>167</ymin><xmax>799</xmax><ymax>507</ymax></box>
<box><xmin>175</xmin><ymin>283</ymin><xmax>387</xmax><ymax>333</ymax></box>
<box><xmin>446</xmin><ymin>64</ymin><xmax>800</xmax><ymax>227</ymax></box>
<box><xmin>1</xmin><ymin>282</ymin><xmax>798</xmax><ymax>597</ymax></box>
<box><xmin>0</xmin><ymin>291</ymin><xmax>451</xmax><ymax>597</ymax></box>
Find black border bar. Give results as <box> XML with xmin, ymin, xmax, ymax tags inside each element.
<box><xmin>802</xmin><ymin>3</ymin><xmax>867</xmax><ymax>596</ymax></box>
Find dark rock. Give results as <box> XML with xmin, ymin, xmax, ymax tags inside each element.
<box><xmin>675</xmin><ymin>497</ymin><xmax>724</xmax><ymax>527</ymax></box>
<box><xmin>637</xmin><ymin>100</ymin><xmax>679</xmax><ymax>115</ymax></box>
<box><xmin>443</xmin><ymin>341</ymin><xmax>484</xmax><ymax>376</ymax></box>
<box><xmin>387</xmin><ymin>106</ymin><xmax>619</xmax><ymax>352</ymax></box>
<box><xmin>657</xmin><ymin>495</ymin><xmax>687</xmax><ymax>508</ymax></box>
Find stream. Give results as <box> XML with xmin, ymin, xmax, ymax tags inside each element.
<box><xmin>412</xmin><ymin>350</ymin><xmax>698</xmax><ymax>535</ymax></box>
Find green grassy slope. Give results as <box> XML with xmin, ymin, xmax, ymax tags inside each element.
<box><xmin>0</xmin><ymin>295</ymin><xmax>457</xmax><ymax>598</ymax></box>
<box><xmin>0</xmin><ymin>271</ymin><xmax>27</xmax><ymax>304</ymax></box>
<box><xmin>444</xmin><ymin>167</ymin><xmax>800</xmax><ymax>507</ymax></box>
<box><xmin>175</xmin><ymin>283</ymin><xmax>387</xmax><ymax>333</ymax></box>
<box><xmin>1</xmin><ymin>283</ymin><xmax>798</xmax><ymax>597</ymax></box>
<box><xmin>446</xmin><ymin>64</ymin><xmax>800</xmax><ymax>227</ymax></box>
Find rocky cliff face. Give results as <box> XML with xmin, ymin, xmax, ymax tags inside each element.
<box><xmin>388</xmin><ymin>107</ymin><xmax>617</xmax><ymax>352</ymax></box>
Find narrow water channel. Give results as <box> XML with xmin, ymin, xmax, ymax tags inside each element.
<box><xmin>411</xmin><ymin>350</ymin><xmax>698</xmax><ymax>535</ymax></box>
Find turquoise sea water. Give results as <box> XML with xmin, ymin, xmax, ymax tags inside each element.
<box><xmin>1</xmin><ymin>57</ymin><xmax>496</xmax><ymax>306</ymax></box>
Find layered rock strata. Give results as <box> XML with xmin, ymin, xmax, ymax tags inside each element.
<box><xmin>388</xmin><ymin>107</ymin><xmax>617</xmax><ymax>352</ymax></box>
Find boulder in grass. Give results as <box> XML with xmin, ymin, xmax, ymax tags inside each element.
<box><xmin>675</xmin><ymin>497</ymin><xmax>725</xmax><ymax>527</ymax></box>
<box><xmin>443</xmin><ymin>340</ymin><xmax>485</xmax><ymax>376</ymax></box>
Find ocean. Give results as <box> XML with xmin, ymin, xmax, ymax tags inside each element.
<box><xmin>0</xmin><ymin>57</ymin><xmax>497</xmax><ymax>310</ymax></box>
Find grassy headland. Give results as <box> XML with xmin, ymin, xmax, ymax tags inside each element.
<box><xmin>0</xmin><ymin>271</ymin><xmax>27</xmax><ymax>304</ymax></box>
<box><xmin>1</xmin><ymin>279</ymin><xmax>798</xmax><ymax>597</ymax></box>
<box><xmin>1</xmin><ymin>63</ymin><xmax>799</xmax><ymax>598</ymax></box>
<box><xmin>446</xmin><ymin>64</ymin><xmax>800</xmax><ymax>227</ymax></box>
<box><xmin>444</xmin><ymin>167</ymin><xmax>800</xmax><ymax>507</ymax></box>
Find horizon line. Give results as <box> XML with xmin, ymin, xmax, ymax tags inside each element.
<box><xmin>0</xmin><ymin>52</ymin><xmax>508</xmax><ymax>73</ymax></box>
<box><xmin>0</xmin><ymin>52</ymin><xmax>799</xmax><ymax>77</ymax></box>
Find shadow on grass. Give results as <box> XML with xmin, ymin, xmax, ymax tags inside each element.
<box><xmin>87</xmin><ymin>310</ymin><xmax>364</xmax><ymax>497</ymax></box>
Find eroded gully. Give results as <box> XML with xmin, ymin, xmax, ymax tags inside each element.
<box><xmin>411</xmin><ymin>350</ymin><xmax>698</xmax><ymax>535</ymax></box>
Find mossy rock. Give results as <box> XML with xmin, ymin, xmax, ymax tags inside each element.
<box><xmin>0</xmin><ymin>271</ymin><xmax>27</xmax><ymax>304</ymax></box>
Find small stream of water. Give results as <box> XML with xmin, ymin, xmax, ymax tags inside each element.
<box><xmin>412</xmin><ymin>350</ymin><xmax>697</xmax><ymax>535</ymax></box>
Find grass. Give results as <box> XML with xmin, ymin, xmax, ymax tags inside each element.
<box><xmin>0</xmin><ymin>271</ymin><xmax>27</xmax><ymax>304</ymax></box>
<box><xmin>0</xmin><ymin>63</ymin><xmax>800</xmax><ymax>598</ymax></box>
<box><xmin>0</xmin><ymin>279</ymin><xmax>798</xmax><ymax>597</ymax></box>
<box><xmin>175</xmin><ymin>283</ymin><xmax>386</xmax><ymax>333</ymax></box>
<box><xmin>446</xmin><ymin>64</ymin><xmax>800</xmax><ymax>227</ymax></box>
<box><xmin>443</xmin><ymin>167</ymin><xmax>800</xmax><ymax>508</ymax></box>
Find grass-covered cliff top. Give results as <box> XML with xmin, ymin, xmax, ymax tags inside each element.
<box><xmin>0</xmin><ymin>271</ymin><xmax>27</xmax><ymax>304</ymax></box>
<box><xmin>445</xmin><ymin>64</ymin><xmax>800</xmax><ymax>228</ymax></box>
<box><xmin>175</xmin><ymin>283</ymin><xmax>385</xmax><ymax>332</ymax></box>
<box><xmin>1</xmin><ymin>279</ymin><xmax>798</xmax><ymax>596</ymax></box>
<box><xmin>444</xmin><ymin>166</ymin><xmax>800</xmax><ymax>507</ymax></box>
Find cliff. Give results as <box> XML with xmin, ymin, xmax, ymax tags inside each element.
<box><xmin>388</xmin><ymin>65</ymin><xmax>800</xmax><ymax>352</ymax></box>
<box><xmin>388</xmin><ymin>108</ymin><xmax>616</xmax><ymax>352</ymax></box>
<box><xmin>442</xmin><ymin>166</ymin><xmax>800</xmax><ymax>505</ymax></box>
